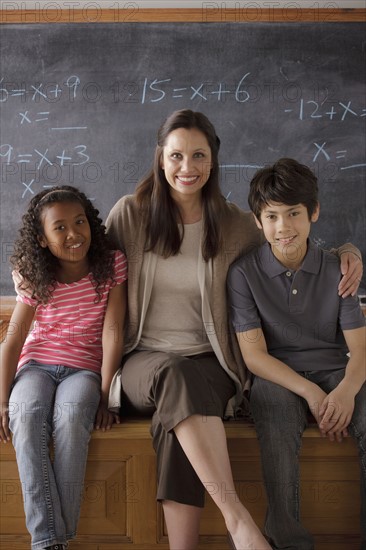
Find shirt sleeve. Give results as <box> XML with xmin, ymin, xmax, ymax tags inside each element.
<box><xmin>16</xmin><ymin>292</ymin><xmax>37</xmax><ymax>308</ymax></box>
<box><xmin>227</xmin><ymin>261</ymin><xmax>262</xmax><ymax>333</ymax></box>
<box><xmin>113</xmin><ymin>249</ymin><xmax>128</xmax><ymax>285</ymax></box>
<box><xmin>339</xmin><ymin>293</ymin><xmax>365</xmax><ymax>330</ymax></box>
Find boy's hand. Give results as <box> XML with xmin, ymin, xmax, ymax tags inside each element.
<box><xmin>338</xmin><ymin>252</ymin><xmax>363</xmax><ymax>298</ymax></box>
<box><xmin>94</xmin><ymin>402</ymin><xmax>120</xmax><ymax>431</ymax></box>
<box><xmin>305</xmin><ymin>384</ymin><xmax>328</xmax><ymax>426</ymax></box>
<box><xmin>306</xmin><ymin>384</ymin><xmax>327</xmax><ymax>426</ymax></box>
<box><xmin>319</xmin><ymin>385</ymin><xmax>355</xmax><ymax>442</ymax></box>
<box><xmin>0</xmin><ymin>404</ymin><xmax>11</xmax><ymax>443</ymax></box>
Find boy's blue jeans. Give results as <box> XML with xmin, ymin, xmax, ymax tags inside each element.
<box><xmin>250</xmin><ymin>368</ymin><xmax>366</xmax><ymax>550</ymax></box>
<box><xmin>8</xmin><ymin>361</ymin><xmax>101</xmax><ymax>550</ymax></box>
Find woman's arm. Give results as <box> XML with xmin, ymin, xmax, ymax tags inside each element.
<box><xmin>94</xmin><ymin>281</ymin><xmax>127</xmax><ymax>431</ymax></box>
<box><xmin>0</xmin><ymin>302</ymin><xmax>35</xmax><ymax>442</ymax></box>
<box><xmin>12</xmin><ymin>270</ymin><xmax>33</xmax><ymax>299</ymax></box>
<box><xmin>334</xmin><ymin>245</ymin><xmax>363</xmax><ymax>298</ymax></box>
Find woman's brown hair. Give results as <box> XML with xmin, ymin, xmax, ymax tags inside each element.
<box><xmin>135</xmin><ymin>109</ymin><xmax>224</xmax><ymax>261</ymax></box>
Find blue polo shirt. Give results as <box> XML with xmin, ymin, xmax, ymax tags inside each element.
<box><xmin>227</xmin><ymin>240</ymin><xmax>365</xmax><ymax>372</ymax></box>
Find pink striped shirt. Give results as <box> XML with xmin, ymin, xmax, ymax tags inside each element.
<box><xmin>16</xmin><ymin>250</ymin><xmax>127</xmax><ymax>374</ymax></box>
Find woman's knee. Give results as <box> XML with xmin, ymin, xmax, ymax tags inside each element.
<box><xmin>152</xmin><ymin>356</ymin><xmax>213</xmax><ymax>411</ymax></box>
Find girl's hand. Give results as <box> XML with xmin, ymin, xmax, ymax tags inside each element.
<box><xmin>0</xmin><ymin>404</ymin><xmax>11</xmax><ymax>443</ymax></box>
<box><xmin>338</xmin><ymin>252</ymin><xmax>363</xmax><ymax>298</ymax></box>
<box><xmin>94</xmin><ymin>402</ymin><xmax>120</xmax><ymax>431</ymax></box>
<box><xmin>319</xmin><ymin>386</ymin><xmax>355</xmax><ymax>442</ymax></box>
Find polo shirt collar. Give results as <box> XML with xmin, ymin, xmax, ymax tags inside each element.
<box><xmin>260</xmin><ymin>239</ymin><xmax>321</xmax><ymax>279</ymax></box>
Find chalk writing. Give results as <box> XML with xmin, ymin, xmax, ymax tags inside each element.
<box><xmin>0</xmin><ymin>75</ymin><xmax>81</xmax><ymax>103</ymax></box>
<box><xmin>1</xmin><ymin>73</ymin><xmax>365</xmax><ymax>203</ymax></box>
<box><xmin>219</xmin><ymin>140</ymin><xmax>366</xmax><ymax>190</ymax></box>
<box><xmin>0</xmin><ymin>144</ymin><xmax>90</xmax><ymax>168</ymax></box>
<box><xmin>312</xmin><ymin>142</ymin><xmax>366</xmax><ymax>171</ymax></box>
<box><xmin>1</xmin><ymin>74</ymin><xmax>94</xmax><ymax>200</ymax></box>
<box><xmin>113</xmin><ymin>73</ymin><xmax>253</xmax><ymax>105</ymax></box>
<box><xmin>3</xmin><ymin>75</ymin><xmax>365</xmax><ymax>118</ymax></box>
<box><xmin>284</xmin><ymin>98</ymin><xmax>365</xmax><ymax>121</ymax></box>
<box><xmin>21</xmin><ymin>179</ymin><xmax>35</xmax><ymax>199</ymax></box>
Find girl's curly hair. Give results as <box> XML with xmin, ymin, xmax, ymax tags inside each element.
<box><xmin>11</xmin><ymin>185</ymin><xmax>115</xmax><ymax>304</ymax></box>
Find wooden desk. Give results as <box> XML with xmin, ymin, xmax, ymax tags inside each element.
<box><xmin>0</xmin><ymin>299</ymin><xmax>362</xmax><ymax>549</ymax></box>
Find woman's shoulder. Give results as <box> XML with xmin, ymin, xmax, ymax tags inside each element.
<box><xmin>109</xmin><ymin>194</ymin><xmax>137</xmax><ymax>215</ymax></box>
<box><xmin>222</xmin><ymin>200</ymin><xmax>256</xmax><ymax>227</ymax></box>
<box><xmin>223</xmin><ymin>200</ymin><xmax>249</xmax><ymax>216</ymax></box>
<box><xmin>220</xmin><ymin>200</ymin><xmax>263</xmax><ymax>251</ymax></box>
<box><xmin>106</xmin><ymin>194</ymin><xmax>142</xmax><ymax>230</ymax></box>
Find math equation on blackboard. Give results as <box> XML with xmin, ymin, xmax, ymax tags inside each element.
<box><xmin>1</xmin><ymin>73</ymin><xmax>365</xmax><ymax>200</ymax></box>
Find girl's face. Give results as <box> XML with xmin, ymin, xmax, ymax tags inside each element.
<box><xmin>38</xmin><ymin>201</ymin><xmax>91</xmax><ymax>271</ymax></box>
<box><xmin>160</xmin><ymin>127</ymin><xmax>212</xmax><ymax>202</ymax></box>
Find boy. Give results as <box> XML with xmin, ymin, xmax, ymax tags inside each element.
<box><xmin>227</xmin><ymin>158</ymin><xmax>366</xmax><ymax>550</ymax></box>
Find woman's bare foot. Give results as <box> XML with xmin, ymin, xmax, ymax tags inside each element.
<box><xmin>226</xmin><ymin>506</ymin><xmax>271</xmax><ymax>549</ymax></box>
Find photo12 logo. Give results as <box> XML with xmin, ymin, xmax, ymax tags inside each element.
<box><xmin>0</xmin><ymin>2</ymin><xmax>140</xmax><ymax>23</ymax></box>
<box><xmin>201</xmin><ymin>2</ymin><xmax>342</xmax><ymax>22</ymax></box>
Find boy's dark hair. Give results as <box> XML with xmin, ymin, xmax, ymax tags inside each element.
<box><xmin>135</xmin><ymin>109</ymin><xmax>224</xmax><ymax>261</ymax></box>
<box><xmin>248</xmin><ymin>158</ymin><xmax>319</xmax><ymax>220</ymax></box>
<box><xmin>11</xmin><ymin>185</ymin><xmax>115</xmax><ymax>304</ymax></box>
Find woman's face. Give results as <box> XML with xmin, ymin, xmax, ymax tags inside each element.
<box><xmin>160</xmin><ymin>127</ymin><xmax>212</xmax><ymax>201</ymax></box>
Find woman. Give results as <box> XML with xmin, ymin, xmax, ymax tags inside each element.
<box><xmin>106</xmin><ymin>109</ymin><xmax>362</xmax><ymax>550</ymax></box>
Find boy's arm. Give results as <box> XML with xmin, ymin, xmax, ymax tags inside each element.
<box><xmin>319</xmin><ymin>326</ymin><xmax>366</xmax><ymax>442</ymax></box>
<box><xmin>0</xmin><ymin>301</ymin><xmax>35</xmax><ymax>442</ymax></box>
<box><xmin>236</xmin><ymin>329</ymin><xmax>328</xmax><ymax>426</ymax></box>
<box><xmin>95</xmin><ymin>281</ymin><xmax>127</xmax><ymax>431</ymax></box>
<box><xmin>333</xmin><ymin>243</ymin><xmax>362</xmax><ymax>298</ymax></box>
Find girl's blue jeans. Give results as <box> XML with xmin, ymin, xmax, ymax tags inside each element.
<box><xmin>250</xmin><ymin>368</ymin><xmax>366</xmax><ymax>550</ymax></box>
<box><xmin>9</xmin><ymin>361</ymin><xmax>101</xmax><ymax>550</ymax></box>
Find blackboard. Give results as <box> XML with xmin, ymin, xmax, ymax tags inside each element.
<box><xmin>1</xmin><ymin>22</ymin><xmax>365</xmax><ymax>295</ymax></box>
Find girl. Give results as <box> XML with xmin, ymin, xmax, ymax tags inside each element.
<box><xmin>0</xmin><ymin>186</ymin><xmax>127</xmax><ymax>550</ymax></box>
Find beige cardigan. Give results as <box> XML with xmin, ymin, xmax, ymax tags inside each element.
<box><xmin>105</xmin><ymin>194</ymin><xmax>264</xmax><ymax>416</ymax></box>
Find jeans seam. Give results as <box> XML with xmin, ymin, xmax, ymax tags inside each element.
<box><xmin>41</xmin><ymin>409</ymin><xmax>56</xmax><ymax>540</ymax></box>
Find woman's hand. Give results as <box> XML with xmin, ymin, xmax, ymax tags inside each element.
<box><xmin>12</xmin><ymin>270</ymin><xmax>33</xmax><ymax>299</ymax></box>
<box><xmin>338</xmin><ymin>252</ymin><xmax>363</xmax><ymax>298</ymax></box>
<box><xmin>94</xmin><ymin>402</ymin><xmax>121</xmax><ymax>431</ymax></box>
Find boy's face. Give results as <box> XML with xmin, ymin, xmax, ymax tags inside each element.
<box><xmin>255</xmin><ymin>202</ymin><xmax>319</xmax><ymax>270</ymax></box>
